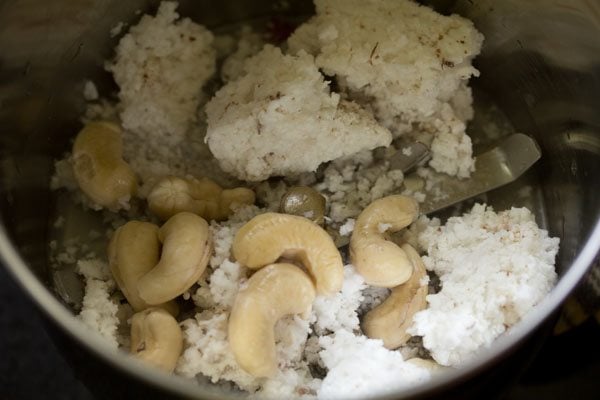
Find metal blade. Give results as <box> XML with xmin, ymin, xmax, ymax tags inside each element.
<box><xmin>388</xmin><ymin>142</ymin><xmax>431</xmax><ymax>173</ymax></box>
<box><xmin>419</xmin><ymin>133</ymin><xmax>541</xmax><ymax>214</ymax></box>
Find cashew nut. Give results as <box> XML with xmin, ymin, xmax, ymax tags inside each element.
<box><xmin>362</xmin><ymin>243</ymin><xmax>428</xmax><ymax>349</ymax></box>
<box><xmin>232</xmin><ymin>213</ymin><xmax>343</xmax><ymax>295</ymax></box>
<box><xmin>72</xmin><ymin>121</ymin><xmax>137</xmax><ymax>210</ymax></box>
<box><xmin>108</xmin><ymin>221</ymin><xmax>178</xmax><ymax>316</ymax></box>
<box><xmin>279</xmin><ymin>186</ymin><xmax>326</xmax><ymax>225</ymax></box>
<box><xmin>147</xmin><ymin>175</ymin><xmax>255</xmax><ymax>221</ymax></box>
<box><xmin>350</xmin><ymin>195</ymin><xmax>419</xmax><ymax>287</ymax></box>
<box><xmin>228</xmin><ymin>263</ymin><xmax>316</xmax><ymax>377</ymax></box>
<box><xmin>130</xmin><ymin>307</ymin><xmax>183</xmax><ymax>373</ymax></box>
<box><xmin>137</xmin><ymin>212</ymin><xmax>213</xmax><ymax>305</ymax></box>
<box><xmin>220</xmin><ymin>187</ymin><xmax>257</xmax><ymax>219</ymax></box>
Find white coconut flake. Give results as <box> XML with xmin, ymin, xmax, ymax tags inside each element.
<box><xmin>108</xmin><ymin>1</ymin><xmax>216</xmax><ymax>141</ymax></box>
<box><xmin>409</xmin><ymin>204</ymin><xmax>559</xmax><ymax>366</ymax></box>
<box><xmin>205</xmin><ymin>45</ymin><xmax>392</xmax><ymax>181</ymax></box>
<box><xmin>288</xmin><ymin>0</ymin><xmax>483</xmax><ymax>178</ymax></box>
<box><xmin>312</xmin><ymin>265</ymin><xmax>366</xmax><ymax>334</ymax></box>
<box><xmin>76</xmin><ymin>259</ymin><xmax>119</xmax><ymax>348</ymax></box>
<box><xmin>317</xmin><ymin>330</ymin><xmax>431</xmax><ymax>399</ymax></box>
<box><xmin>338</xmin><ymin>219</ymin><xmax>355</xmax><ymax>236</ymax></box>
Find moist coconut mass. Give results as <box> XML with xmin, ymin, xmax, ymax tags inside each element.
<box><xmin>49</xmin><ymin>1</ymin><xmax>559</xmax><ymax>399</ymax></box>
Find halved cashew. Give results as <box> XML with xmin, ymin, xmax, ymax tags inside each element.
<box><xmin>147</xmin><ymin>176</ymin><xmax>255</xmax><ymax>221</ymax></box>
<box><xmin>137</xmin><ymin>212</ymin><xmax>213</xmax><ymax>305</ymax></box>
<box><xmin>72</xmin><ymin>121</ymin><xmax>137</xmax><ymax>210</ymax></box>
<box><xmin>130</xmin><ymin>308</ymin><xmax>183</xmax><ymax>373</ymax></box>
<box><xmin>232</xmin><ymin>213</ymin><xmax>343</xmax><ymax>295</ymax></box>
<box><xmin>362</xmin><ymin>243</ymin><xmax>428</xmax><ymax>349</ymax></box>
<box><xmin>350</xmin><ymin>195</ymin><xmax>419</xmax><ymax>287</ymax></box>
<box><xmin>228</xmin><ymin>263</ymin><xmax>316</xmax><ymax>377</ymax></box>
<box><xmin>108</xmin><ymin>221</ymin><xmax>178</xmax><ymax>316</ymax></box>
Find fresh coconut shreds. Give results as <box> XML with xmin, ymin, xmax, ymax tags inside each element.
<box><xmin>48</xmin><ymin>1</ymin><xmax>560</xmax><ymax>399</ymax></box>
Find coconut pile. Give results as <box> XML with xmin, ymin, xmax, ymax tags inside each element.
<box><xmin>49</xmin><ymin>1</ymin><xmax>559</xmax><ymax>399</ymax></box>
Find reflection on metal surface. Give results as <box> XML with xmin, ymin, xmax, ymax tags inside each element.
<box><xmin>456</xmin><ymin>0</ymin><xmax>600</xmax><ymax>70</ymax></box>
<box><xmin>563</xmin><ymin>130</ymin><xmax>600</xmax><ymax>153</ymax></box>
<box><xmin>53</xmin><ymin>268</ymin><xmax>84</xmax><ymax>309</ymax></box>
<box><xmin>420</xmin><ymin>134</ymin><xmax>542</xmax><ymax>214</ymax></box>
<box><xmin>389</xmin><ymin>142</ymin><xmax>431</xmax><ymax>173</ymax></box>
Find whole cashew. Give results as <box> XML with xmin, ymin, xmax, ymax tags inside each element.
<box><xmin>228</xmin><ymin>263</ymin><xmax>316</xmax><ymax>377</ymax></box>
<box><xmin>130</xmin><ymin>307</ymin><xmax>183</xmax><ymax>373</ymax></box>
<box><xmin>232</xmin><ymin>213</ymin><xmax>343</xmax><ymax>295</ymax></box>
<box><xmin>350</xmin><ymin>195</ymin><xmax>419</xmax><ymax>287</ymax></box>
<box><xmin>147</xmin><ymin>176</ymin><xmax>255</xmax><ymax>221</ymax></box>
<box><xmin>108</xmin><ymin>221</ymin><xmax>178</xmax><ymax>316</ymax></box>
<box><xmin>72</xmin><ymin>121</ymin><xmax>137</xmax><ymax>210</ymax></box>
<box><xmin>137</xmin><ymin>212</ymin><xmax>213</xmax><ymax>305</ymax></box>
<box><xmin>362</xmin><ymin>243</ymin><xmax>428</xmax><ymax>349</ymax></box>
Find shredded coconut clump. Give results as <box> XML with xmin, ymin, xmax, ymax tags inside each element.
<box><xmin>205</xmin><ymin>45</ymin><xmax>392</xmax><ymax>181</ymax></box>
<box><xmin>288</xmin><ymin>0</ymin><xmax>484</xmax><ymax>177</ymax></box>
<box><xmin>67</xmin><ymin>3</ymin><xmax>233</xmax><ymax>201</ymax></box>
<box><xmin>314</xmin><ymin>150</ymin><xmax>405</xmax><ymax>222</ymax></box>
<box><xmin>177</xmin><ymin>310</ymin><xmax>317</xmax><ymax>396</ymax></box>
<box><xmin>409</xmin><ymin>204</ymin><xmax>560</xmax><ymax>366</ymax></box>
<box><xmin>338</xmin><ymin>218</ymin><xmax>355</xmax><ymax>236</ymax></box>
<box><xmin>318</xmin><ymin>330</ymin><xmax>431</xmax><ymax>399</ymax></box>
<box><xmin>177</xmin><ymin>310</ymin><xmax>260</xmax><ymax>391</ymax></box>
<box><xmin>108</xmin><ymin>1</ymin><xmax>216</xmax><ymax>141</ymax></box>
<box><xmin>195</xmin><ymin>205</ymin><xmax>263</xmax><ymax>309</ymax></box>
<box><xmin>47</xmin><ymin>1</ymin><xmax>562</xmax><ymax>398</ymax></box>
<box><xmin>76</xmin><ymin>259</ymin><xmax>119</xmax><ymax>348</ymax></box>
<box><xmin>312</xmin><ymin>265</ymin><xmax>367</xmax><ymax>334</ymax></box>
